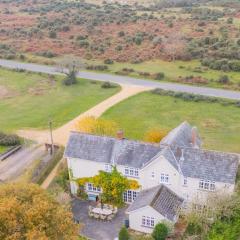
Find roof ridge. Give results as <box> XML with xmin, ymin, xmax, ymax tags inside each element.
<box><xmin>180</xmin><ymin>146</ymin><xmax>240</xmax><ymax>157</ymax></box>
<box><xmin>69</xmin><ymin>130</ymin><xmax>160</xmax><ymax>147</ymax></box>
<box><xmin>150</xmin><ymin>185</ymin><xmax>163</xmax><ymax>207</ymax></box>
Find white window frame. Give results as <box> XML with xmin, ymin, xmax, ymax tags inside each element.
<box><xmin>124</xmin><ymin>167</ymin><xmax>139</xmax><ymax>178</ymax></box>
<box><xmin>142</xmin><ymin>216</ymin><xmax>155</xmax><ymax>228</ymax></box>
<box><xmin>199</xmin><ymin>179</ymin><xmax>215</xmax><ymax>191</ymax></box>
<box><xmin>87</xmin><ymin>183</ymin><xmax>101</xmax><ymax>193</ymax></box>
<box><xmin>160</xmin><ymin>173</ymin><xmax>169</xmax><ymax>183</ymax></box>
<box><xmin>123</xmin><ymin>190</ymin><xmax>138</xmax><ymax>203</ymax></box>
<box><xmin>183</xmin><ymin>177</ymin><xmax>187</xmax><ymax>186</ymax></box>
<box><xmin>104</xmin><ymin>164</ymin><xmax>112</xmax><ymax>173</ymax></box>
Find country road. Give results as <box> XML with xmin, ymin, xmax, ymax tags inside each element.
<box><xmin>0</xmin><ymin>59</ymin><xmax>240</xmax><ymax>100</ymax></box>
<box><xmin>0</xmin><ymin>145</ymin><xmax>45</xmax><ymax>182</ymax></box>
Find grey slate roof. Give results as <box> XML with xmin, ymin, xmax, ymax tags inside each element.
<box><xmin>64</xmin><ymin>122</ymin><xmax>239</xmax><ymax>184</ymax></box>
<box><xmin>178</xmin><ymin>148</ymin><xmax>239</xmax><ymax>184</ymax></box>
<box><xmin>64</xmin><ymin>131</ymin><xmax>162</xmax><ymax>168</ymax></box>
<box><xmin>127</xmin><ymin>185</ymin><xmax>184</xmax><ymax>221</ymax></box>
<box><xmin>160</xmin><ymin>121</ymin><xmax>201</xmax><ymax>148</ymax></box>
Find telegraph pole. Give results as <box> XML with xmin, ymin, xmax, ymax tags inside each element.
<box><xmin>49</xmin><ymin>120</ymin><xmax>54</xmax><ymax>155</ymax></box>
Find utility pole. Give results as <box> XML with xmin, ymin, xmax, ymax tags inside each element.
<box><xmin>49</xmin><ymin>120</ymin><xmax>54</xmax><ymax>155</ymax></box>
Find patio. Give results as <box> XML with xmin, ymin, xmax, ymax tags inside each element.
<box><xmin>72</xmin><ymin>198</ymin><xmax>128</xmax><ymax>240</ymax></box>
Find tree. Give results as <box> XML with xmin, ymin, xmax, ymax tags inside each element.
<box><xmin>119</xmin><ymin>226</ymin><xmax>130</xmax><ymax>240</ymax></box>
<box><xmin>152</xmin><ymin>223</ymin><xmax>169</xmax><ymax>240</ymax></box>
<box><xmin>75</xmin><ymin>116</ymin><xmax>119</xmax><ymax>137</ymax></box>
<box><xmin>0</xmin><ymin>183</ymin><xmax>78</xmax><ymax>240</ymax></box>
<box><xmin>77</xmin><ymin>167</ymin><xmax>140</xmax><ymax>206</ymax></box>
<box><xmin>144</xmin><ymin>128</ymin><xmax>167</xmax><ymax>143</ymax></box>
<box><xmin>57</xmin><ymin>57</ymin><xmax>84</xmax><ymax>86</ymax></box>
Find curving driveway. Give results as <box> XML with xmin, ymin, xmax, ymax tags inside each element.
<box><xmin>0</xmin><ymin>59</ymin><xmax>240</xmax><ymax>100</ymax></box>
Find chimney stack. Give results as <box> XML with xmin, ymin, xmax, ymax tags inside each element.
<box><xmin>191</xmin><ymin>127</ymin><xmax>198</xmax><ymax>148</ymax></box>
<box><xmin>117</xmin><ymin>130</ymin><xmax>124</xmax><ymax>140</ymax></box>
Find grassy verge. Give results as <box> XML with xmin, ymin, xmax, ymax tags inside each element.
<box><xmin>12</xmin><ymin>54</ymin><xmax>240</xmax><ymax>91</ymax></box>
<box><xmin>85</xmin><ymin>59</ymin><xmax>240</xmax><ymax>90</ymax></box>
<box><xmin>0</xmin><ymin>145</ymin><xmax>9</xmax><ymax>154</ymax></box>
<box><xmin>36</xmin><ymin>147</ymin><xmax>64</xmax><ymax>185</ymax></box>
<box><xmin>101</xmin><ymin>91</ymin><xmax>240</xmax><ymax>153</ymax></box>
<box><xmin>0</xmin><ymin>68</ymin><xmax>120</xmax><ymax>132</ymax></box>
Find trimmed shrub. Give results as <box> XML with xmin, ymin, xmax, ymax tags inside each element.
<box><xmin>118</xmin><ymin>226</ymin><xmax>129</xmax><ymax>240</ymax></box>
<box><xmin>152</xmin><ymin>223</ymin><xmax>168</xmax><ymax>240</ymax></box>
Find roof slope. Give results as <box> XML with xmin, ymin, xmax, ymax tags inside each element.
<box><xmin>127</xmin><ymin>185</ymin><xmax>184</xmax><ymax>221</ymax></box>
<box><xmin>64</xmin><ymin>122</ymin><xmax>239</xmax><ymax>184</ymax></box>
<box><xmin>160</xmin><ymin>121</ymin><xmax>201</xmax><ymax>148</ymax></box>
<box><xmin>64</xmin><ymin>131</ymin><xmax>161</xmax><ymax>168</ymax></box>
<box><xmin>179</xmin><ymin>148</ymin><xmax>239</xmax><ymax>184</ymax></box>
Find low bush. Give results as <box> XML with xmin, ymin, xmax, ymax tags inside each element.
<box><xmin>0</xmin><ymin>132</ymin><xmax>21</xmax><ymax>146</ymax></box>
<box><xmin>104</xmin><ymin>59</ymin><xmax>114</xmax><ymax>64</ymax></box>
<box><xmin>151</xmin><ymin>89</ymin><xmax>239</xmax><ymax>108</ymax></box>
<box><xmin>154</xmin><ymin>72</ymin><xmax>165</xmax><ymax>80</ymax></box>
<box><xmin>218</xmin><ymin>75</ymin><xmax>230</xmax><ymax>84</ymax></box>
<box><xmin>86</xmin><ymin>65</ymin><xmax>108</xmax><ymax>71</ymax></box>
<box><xmin>101</xmin><ymin>81</ymin><xmax>117</xmax><ymax>89</ymax></box>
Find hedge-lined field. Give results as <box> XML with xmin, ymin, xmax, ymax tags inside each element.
<box><xmin>0</xmin><ymin>68</ymin><xmax>120</xmax><ymax>132</ymax></box>
<box><xmin>101</xmin><ymin>91</ymin><xmax>240</xmax><ymax>153</ymax></box>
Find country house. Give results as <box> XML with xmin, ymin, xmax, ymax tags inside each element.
<box><xmin>64</xmin><ymin>121</ymin><xmax>239</xmax><ymax>233</ymax></box>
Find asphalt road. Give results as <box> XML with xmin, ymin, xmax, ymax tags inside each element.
<box><xmin>0</xmin><ymin>59</ymin><xmax>240</xmax><ymax>100</ymax></box>
<box><xmin>0</xmin><ymin>145</ymin><xmax>45</xmax><ymax>182</ymax></box>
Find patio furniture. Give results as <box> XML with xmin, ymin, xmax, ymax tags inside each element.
<box><xmin>94</xmin><ymin>213</ymin><xmax>100</xmax><ymax>219</ymax></box>
<box><xmin>112</xmin><ymin>207</ymin><xmax>118</xmax><ymax>214</ymax></box>
<box><xmin>100</xmin><ymin>214</ymin><xmax>107</xmax><ymax>221</ymax></box>
<box><xmin>107</xmin><ymin>214</ymin><xmax>114</xmax><ymax>221</ymax></box>
<box><xmin>88</xmin><ymin>211</ymin><xmax>94</xmax><ymax>218</ymax></box>
<box><xmin>92</xmin><ymin>207</ymin><xmax>112</xmax><ymax>216</ymax></box>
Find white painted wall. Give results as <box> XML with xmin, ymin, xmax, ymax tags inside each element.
<box><xmin>180</xmin><ymin>176</ymin><xmax>235</xmax><ymax>204</ymax></box>
<box><xmin>140</xmin><ymin>155</ymin><xmax>181</xmax><ymax>193</ymax></box>
<box><xmin>67</xmin><ymin>156</ymin><xmax>235</xmax><ymax>204</ymax></box>
<box><xmin>128</xmin><ymin>206</ymin><xmax>167</xmax><ymax>234</ymax></box>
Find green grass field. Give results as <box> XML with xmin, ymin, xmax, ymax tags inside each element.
<box><xmin>86</xmin><ymin>59</ymin><xmax>240</xmax><ymax>90</ymax></box>
<box><xmin>0</xmin><ymin>68</ymin><xmax>120</xmax><ymax>132</ymax></box>
<box><xmin>0</xmin><ymin>145</ymin><xmax>9</xmax><ymax>154</ymax></box>
<box><xmin>101</xmin><ymin>91</ymin><xmax>240</xmax><ymax>153</ymax></box>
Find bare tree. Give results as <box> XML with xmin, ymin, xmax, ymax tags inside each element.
<box><xmin>56</xmin><ymin>57</ymin><xmax>85</xmax><ymax>86</ymax></box>
<box><xmin>163</xmin><ymin>31</ymin><xmax>186</xmax><ymax>61</ymax></box>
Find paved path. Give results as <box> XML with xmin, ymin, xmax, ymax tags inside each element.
<box><xmin>18</xmin><ymin>84</ymin><xmax>149</xmax><ymax>146</ymax></box>
<box><xmin>0</xmin><ymin>59</ymin><xmax>240</xmax><ymax>100</ymax></box>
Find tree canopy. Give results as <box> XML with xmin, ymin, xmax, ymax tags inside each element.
<box><xmin>77</xmin><ymin>167</ymin><xmax>140</xmax><ymax>206</ymax></box>
<box><xmin>75</xmin><ymin>116</ymin><xmax>119</xmax><ymax>137</ymax></box>
<box><xmin>0</xmin><ymin>183</ymin><xmax>78</xmax><ymax>240</ymax></box>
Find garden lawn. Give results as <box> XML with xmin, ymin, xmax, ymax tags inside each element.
<box><xmin>86</xmin><ymin>59</ymin><xmax>240</xmax><ymax>89</ymax></box>
<box><xmin>101</xmin><ymin>91</ymin><xmax>240</xmax><ymax>153</ymax></box>
<box><xmin>0</xmin><ymin>68</ymin><xmax>120</xmax><ymax>132</ymax></box>
<box><xmin>0</xmin><ymin>145</ymin><xmax>9</xmax><ymax>154</ymax></box>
